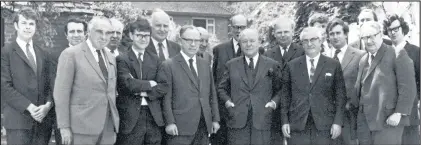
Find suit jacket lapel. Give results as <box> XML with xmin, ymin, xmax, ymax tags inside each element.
<box><xmin>197</xmin><ymin>58</ymin><xmax>206</xmax><ymax>92</ymax></box>
<box><xmin>310</xmin><ymin>55</ymin><xmax>326</xmax><ymax>90</ymax></box>
<box><xmin>238</xmin><ymin>57</ymin><xmax>250</xmax><ymax>88</ymax></box>
<box><xmin>251</xmin><ymin>56</ymin><xmax>267</xmax><ymax>89</ymax></box>
<box><xmin>363</xmin><ymin>44</ymin><xmax>386</xmax><ymax>82</ymax></box>
<box><xmin>83</xmin><ymin>42</ymin><xmax>106</xmax><ymax>82</ymax></box>
<box><xmin>104</xmin><ymin>49</ymin><xmax>116</xmax><ymax>81</ymax></box>
<box><xmin>226</xmin><ymin>40</ymin><xmax>235</xmax><ymax>59</ymax></box>
<box><xmin>272</xmin><ymin>45</ymin><xmax>284</xmax><ymax>63</ymax></box>
<box><xmin>128</xmin><ymin>50</ymin><xmax>142</xmax><ymax>79</ymax></box>
<box><xmin>176</xmin><ymin>55</ymin><xmax>199</xmax><ymax>89</ymax></box>
<box><xmin>142</xmin><ymin>52</ymin><xmax>155</xmax><ymax>79</ymax></box>
<box><xmin>12</xmin><ymin>41</ymin><xmax>36</xmax><ymax>73</ymax></box>
<box><xmin>167</xmin><ymin>40</ymin><xmax>177</xmax><ymax>58</ymax></box>
<box><xmin>284</xmin><ymin>44</ymin><xmax>297</xmax><ymax>61</ymax></box>
<box><xmin>33</xmin><ymin>45</ymin><xmax>43</xmax><ymax>76</ymax></box>
<box><xmin>146</xmin><ymin>40</ymin><xmax>157</xmax><ymax>55</ymax></box>
<box><xmin>299</xmin><ymin>57</ymin><xmax>311</xmax><ymax>91</ymax></box>
<box><xmin>341</xmin><ymin>47</ymin><xmax>355</xmax><ymax>70</ymax></box>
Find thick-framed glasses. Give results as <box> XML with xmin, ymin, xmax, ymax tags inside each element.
<box><xmin>232</xmin><ymin>25</ymin><xmax>247</xmax><ymax>30</ymax></box>
<box><xmin>134</xmin><ymin>34</ymin><xmax>151</xmax><ymax>39</ymax></box>
<box><xmin>387</xmin><ymin>26</ymin><xmax>401</xmax><ymax>33</ymax></box>
<box><xmin>240</xmin><ymin>39</ymin><xmax>256</xmax><ymax>44</ymax></box>
<box><xmin>361</xmin><ymin>32</ymin><xmax>380</xmax><ymax>42</ymax></box>
<box><xmin>181</xmin><ymin>38</ymin><xmax>201</xmax><ymax>44</ymax></box>
<box><xmin>301</xmin><ymin>37</ymin><xmax>319</xmax><ymax>45</ymax></box>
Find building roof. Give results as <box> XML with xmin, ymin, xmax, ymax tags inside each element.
<box><xmin>131</xmin><ymin>2</ymin><xmax>232</xmax><ymax>17</ymax></box>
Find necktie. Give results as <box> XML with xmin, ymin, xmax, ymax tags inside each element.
<box><xmin>370</xmin><ymin>54</ymin><xmax>375</xmax><ymax>65</ymax></box>
<box><xmin>321</xmin><ymin>44</ymin><xmax>325</xmax><ymax>53</ymax></box>
<box><xmin>96</xmin><ymin>50</ymin><xmax>108</xmax><ymax>79</ymax></box>
<box><xmin>110</xmin><ymin>49</ymin><xmax>115</xmax><ymax>54</ymax></box>
<box><xmin>249</xmin><ymin>58</ymin><xmax>254</xmax><ymax>70</ymax></box>
<box><xmin>158</xmin><ymin>42</ymin><xmax>166</xmax><ymax>61</ymax></box>
<box><xmin>25</xmin><ymin>43</ymin><xmax>37</xmax><ymax>72</ymax></box>
<box><xmin>236</xmin><ymin>43</ymin><xmax>242</xmax><ymax>57</ymax></box>
<box><xmin>333</xmin><ymin>49</ymin><xmax>341</xmax><ymax>61</ymax></box>
<box><xmin>188</xmin><ymin>58</ymin><xmax>198</xmax><ymax>81</ymax></box>
<box><xmin>138</xmin><ymin>52</ymin><xmax>143</xmax><ymax>79</ymax></box>
<box><xmin>309</xmin><ymin>58</ymin><xmax>315</xmax><ymax>83</ymax></box>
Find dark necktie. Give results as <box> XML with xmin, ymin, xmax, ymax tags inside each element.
<box><xmin>321</xmin><ymin>44</ymin><xmax>325</xmax><ymax>53</ymax></box>
<box><xmin>247</xmin><ymin>57</ymin><xmax>255</xmax><ymax>85</ymax></box>
<box><xmin>26</xmin><ymin>43</ymin><xmax>37</xmax><ymax>73</ymax></box>
<box><xmin>138</xmin><ymin>52</ymin><xmax>143</xmax><ymax>79</ymax></box>
<box><xmin>188</xmin><ymin>58</ymin><xmax>198</xmax><ymax>81</ymax></box>
<box><xmin>248</xmin><ymin>58</ymin><xmax>254</xmax><ymax>70</ymax></box>
<box><xmin>158</xmin><ymin>42</ymin><xmax>166</xmax><ymax>61</ymax></box>
<box><xmin>333</xmin><ymin>49</ymin><xmax>341</xmax><ymax>61</ymax></box>
<box><xmin>236</xmin><ymin>43</ymin><xmax>242</xmax><ymax>57</ymax></box>
<box><xmin>96</xmin><ymin>50</ymin><xmax>108</xmax><ymax>80</ymax></box>
<box><xmin>309</xmin><ymin>58</ymin><xmax>315</xmax><ymax>83</ymax></box>
<box><xmin>110</xmin><ymin>49</ymin><xmax>115</xmax><ymax>54</ymax></box>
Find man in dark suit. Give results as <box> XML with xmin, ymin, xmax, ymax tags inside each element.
<box><xmin>355</xmin><ymin>21</ymin><xmax>416</xmax><ymax>145</ymax></box>
<box><xmin>218</xmin><ymin>28</ymin><xmax>284</xmax><ymax>145</ymax></box>
<box><xmin>1</xmin><ymin>7</ymin><xmax>54</xmax><ymax>145</ymax></box>
<box><xmin>326</xmin><ymin>18</ymin><xmax>366</xmax><ymax>145</ymax></box>
<box><xmin>146</xmin><ymin>11</ymin><xmax>181</xmax><ymax>61</ymax></box>
<box><xmin>158</xmin><ymin>25</ymin><xmax>220</xmax><ymax>145</ymax></box>
<box><xmin>211</xmin><ymin>14</ymin><xmax>248</xmax><ymax>145</ymax></box>
<box><xmin>115</xmin><ymin>18</ymin><xmax>167</xmax><ymax>145</ymax></box>
<box><xmin>383</xmin><ymin>14</ymin><xmax>420</xmax><ymax>145</ymax></box>
<box><xmin>281</xmin><ymin>27</ymin><xmax>346</xmax><ymax>145</ymax></box>
<box><xmin>106</xmin><ymin>18</ymin><xmax>127</xmax><ymax>57</ymax></box>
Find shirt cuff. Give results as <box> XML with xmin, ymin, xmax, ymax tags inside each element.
<box><xmin>271</xmin><ymin>100</ymin><xmax>276</xmax><ymax>109</ymax></box>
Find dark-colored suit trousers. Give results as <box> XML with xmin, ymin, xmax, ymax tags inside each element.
<box><xmin>6</xmin><ymin>120</ymin><xmax>53</xmax><ymax>145</ymax></box>
<box><xmin>288</xmin><ymin>111</ymin><xmax>332</xmax><ymax>145</ymax></box>
<box><xmin>116</xmin><ymin>106</ymin><xmax>161</xmax><ymax>145</ymax></box>
<box><xmin>357</xmin><ymin>106</ymin><xmax>404</xmax><ymax>145</ymax></box>
<box><xmin>167</xmin><ymin>113</ymin><xmax>209</xmax><ymax>145</ymax></box>
<box><xmin>402</xmin><ymin>125</ymin><xmax>420</xmax><ymax>145</ymax></box>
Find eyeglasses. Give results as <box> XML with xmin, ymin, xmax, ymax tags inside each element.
<box><xmin>134</xmin><ymin>34</ymin><xmax>151</xmax><ymax>39</ymax></box>
<box><xmin>181</xmin><ymin>37</ymin><xmax>201</xmax><ymax>44</ymax></box>
<box><xmin>361</xmin><ymin>32</ymin><xmax>380</xmax><ymax>42</ymax></box>
<box><xmin>240</xmin><ymin>39</ymin><xmax>256</xmax><ymax>44</ymax></box>
<box><xmin>232</xmin><ymin>25</ymin><xmax>247</xmax><ymax>30</ymax></box>
<box><xmin>387</xmin><ymin>26</ymin><xmax>401</xmax><ymax>33</ymax></box>
<box><xmin>301</xmin><ymin>37</ymin><xmax>319</xmax><ymax>45</ymax></box>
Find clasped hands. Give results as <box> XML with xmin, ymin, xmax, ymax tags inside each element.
<box><xmin>26</xmin><ymin>102</ymin><xmax>52</xmax><ymax>123</ymax></box>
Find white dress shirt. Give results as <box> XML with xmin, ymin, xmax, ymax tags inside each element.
<box><xmin>106</xmin><ymin>47</ymin><xmax>120</xmax><ymax>57</ymax></box>
<box><xmin>322</xmin><ymin>41</ymin><xmax>334</xmax><ymax>58</ymax></box>
<box><xmin>180</xmin><ymin>51</ymin><xmax>198</xmax><ymax>76</ymax></box>
<box><xmin>393</xmin><ymin>41</ymin><xmax>407</xmax><ymax>57</ymax></box>
<box><xmin>152</xmin><ymin>38</ymin><xmax>169</xmax><ymax>59</ymax></box>
<box><xmin>233</xmin><ymin>38</ymin><xmax>240</xmax><ymax>54</ymax></box>
<box><xmin>245</xmin><ymin>53</ymin><xmax>259</xmax><ymax>69</ymax></box>
<box><xmin>306</xmin><ymin>53</ymin><xmax>321</xmax><ymax>81</ymax></box>
<box><xmin>86</xmin><ymin>39</ymin><xmax>108</xmax><ymax>69</ymax></box>
<box><xmin>279</xmin><ymin>44</ymin><xmax>291</xmax><ymax>56</ymax></box>
<box><xmin>335</xmin><ymin>44</ymin><xmax>348</xmax><ymax>63</ymax></box>
<box><xmin>16</xmin><ymin>38</ymin><xmax>36</xmax><ymax>64</ymax></box>
<box><xmin>368</xmin><ymin>52</ymin><xmax>377</xmax><ymax>66</ymax></box>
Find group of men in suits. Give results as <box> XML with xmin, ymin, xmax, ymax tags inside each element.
<box><xmin>2</xmin><ymin>6</ymin><xmax>419</xmax><ymax>145</ymax></box>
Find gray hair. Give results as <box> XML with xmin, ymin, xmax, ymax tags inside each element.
<box><xmin>272</xmin><ymin>15</ymin><xmax>295</xmax><ymax>30</ymax></box>
<box><xmin>151</xmin><ymin>11</ymin><xmax>170</xmax><ymax>25</ymax></box>
<box><xmin>88</xmin><ymin>16</ymin><xmax>111</xmax><ymax>32</ymax></box>
<box><xmin>300</xmin><ymin>27</ymin><xmax>323</xmax><ymax>40</ymax></box>
<box><xmin>238</xmin><ymin>28</ymin><xmax>258</xmax><ymax>41</ymax></box>
<box><xmin>360</xmin><ymin>21</ymin><xmax>383</xmax><ymax>34</ymax></box>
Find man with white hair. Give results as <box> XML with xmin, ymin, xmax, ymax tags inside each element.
<box><xmin>196</xmin><ymin>27</ymin><xmax>213</xmax><ymax>64</ymax></box>
<box><xmin>355</xmin><ymin>21</ymin><xmax>416</xmax><ymax>145</ymax></box>
<box><xmin>107</xmin><ymin>17</ymin><xmax>125</xmax><ymax>57</ymax></box>
<box><xmin>54</xmin><ymin>16</ymin><xmax>120</xmax><ymax>145</ymax></box>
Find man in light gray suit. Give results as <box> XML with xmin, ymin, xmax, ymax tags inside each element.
<box><xmin>326</xmin><ymin>18</ymin><xmax>365</xmax><ymax>145</ymax></box>
<box><xmin>53</xmin><ymin>16</ymin><xmax>120</xmax><ymax>145</ymax></box>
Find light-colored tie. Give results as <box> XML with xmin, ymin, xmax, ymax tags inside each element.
<box><xmin>309</xmin><ymin>58</ymin><xmax>315</xmax><ymax>83</ymax></box>
<box><xmin>26</xmin><ymin>43</ymin><xmax>37</xmax><ymax>72</ymax></box>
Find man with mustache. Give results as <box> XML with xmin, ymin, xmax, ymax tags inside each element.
<box><xmin>383</xmin><ymin>14</ymin><xmax>420</xmax><ymax>145</ymax></box>
<box><xmin>145</xmin><ymin>11</ymin><xmax>181</xmax><ymax>61</ymax></box>
<box><xmin>1</xmin><ymin>7</ymin><xmax>54</xmax><ymax>145</ymax></box>
<box><xmin>326</xmin><ymin>18</ymin><xmax>365</xmax><ymax>145</ymax></box>
<box><xmin>107</xmin><ymin>18</ymin><xmax>126</xmax><ymax>57</ymax></box>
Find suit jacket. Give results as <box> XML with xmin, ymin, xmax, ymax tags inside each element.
<box><xmin>403</xmin><ymin>42</ymin><xmax>420</xmax><ymax>125</ymax></box>
<box><xmin>218</xmin><ymin>55</ymin><xmax>284</xmax><ymax>130</ymax></box>
<box><xmin>145</xmin><ymin>39</ymin><xmax>181</xmax><ymax>60</ymax></box>
<box><xmin>116</xmin><ymin>49</ymin><xmax>166</xmax><ymax>134</ymax></box>
<box><xmin>281</xmin><ymin>55</ymin><xmax>346</xmax><ymax>131</ymax></box>
<box><xmin>158</xmin><ymin>54</ymin><xmax>220</xmax><ymax>135</ymax></box>
<box><xmin>197</xmin><ymin>50</ymin><xmax>213</xmax><ymax>65</ymax></box>
<box><xmin>355</xmin><ymin>43</ymin><xmax>416</xmax><ymax>131</ymax></box>
<box><xmin>264</xmin><ymin>43</ymin><xmax>305</xmax><ymax>65</ymax></box>
<box><xmin>212</xmin><ymin>39</ymin><xmax>238</xmax><ymax>84</ymax></box>
<box><xmin>1</xmin><ymin>40</ymin><xmax>53</xmax><ymax>129</ymax></box>
<box><xmin>53</xmin><ymin>41</ymin><xmax>120</xmax><ymax>135</ymax></box>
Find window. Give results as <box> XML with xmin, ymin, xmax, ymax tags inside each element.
<box><xmin>192</xmin><ymin>17</ymin><xmax>215</xmax><ymax>34</ymax></box>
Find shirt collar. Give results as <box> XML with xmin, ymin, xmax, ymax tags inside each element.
<box><xmin>152</xmin><ymin>37</ymin><xmax>168</xmax><ymax>49</ymax></box>
<box><xmin>233</xmin><ymin>38</ymin><xmax>239</xmax><ymax>46</ymax></box>
<box><xmin>86</xmin><ymin>39</ymin><xmax>100</xmax><ymax>54</ymax></box>
<box><xmin>132</xmin><ymin>46</ymin><xmax>145</xmax><ymax>59</ymax></box>
<box><xmin>180</xmin><ymin>50</ymin><xmax>197</xmax><ymax>65</ymax></box>
<box><xmin>279</xmin><ymin>43</ymin><xmax>292</xmax><ymax>51</ymax></box>
<box><xmin>306</xmin><ymin>53</ymin><xmax>321</xmax><ymax>63</ymax></box>
<box><xmin>394</xmin><ymin>41</ymin><xmax>407</xmax><ymax>53</ymax></box>
<box><xmin>339</xmin><ymin>44</ymin><xmax>348</xmax><ymax>53</ymax></box>
<box><xmin>245</xmin><ymin>53</ymin><xmax>259</xmax><ymax>67</ymax></box>
<box><xmin>16</xmin><ymin>37</ymin><xmax>33</xmax><ymax>49</ymax></box>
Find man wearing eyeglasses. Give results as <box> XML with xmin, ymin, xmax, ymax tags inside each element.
<box><xmin>383</xmin><ymin>14</ymin><xmax>420</xmax><ymax>145</ymax></box>
<box><xmin>355</xmin><ymin>21</ymin><xmax>416</xmax><ymax>145</ymax></box>
<box><xmin>211</xmin><ymin>14</ymin><xmax>248</xmax><ymax>145</ymax></box>
<box><xmin>281</xmin><ymin>27</ymin><xmax>346</xmax><ymax>145</ymax></box>
<box><xmin>158</xmin><ymin>25</ymin><xmax>220</xmax><ymax>145</ymax></box>
<box><xmin>106</xmin><ymin>18</ymin><xmax>126</xmax><ymax>57</ymax></box>
<box><xmin>197</xmin><ymin>27</ymin><xmax>213</xmax><ymax>65</ymax></box>
<box><xmin>115</xmin><ymin>18</ymin><xmax>167</xmax><ymax>145</ymax></box>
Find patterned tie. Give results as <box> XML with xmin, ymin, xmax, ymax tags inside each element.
<box><xmin>309</xmin><ymin>58</ymin><xmax>315</xmax><ymax>83</ymax></box>
<box><xmin>333</xmin><ymin>49</ymin><xmax>341</xmax><ymax>61</ymax></box>
<box><xmin>236</xmin><ymin>43</ymin><xmax>242</xmax><ymax>57</ymax></box>
<box><xmin>25</xmin><ymin>43</ymin><xmax>37</xmax><ymax>73</ymax></box>
<box><xmin>138</xmin><ymin>52</ymin><xmax>143</xmax><ymax>79</ymax></box>
<box><xmin>96</xmin><ymin>50</ymin><xmax>108</xmax><ymax>80</ymax></box>
<box><xmin>158</xmin><ymin>42</ymin><xmax>166</xmax><ymax>61</ymax></box>
<box><xmin>188</xmin><ymin>58</ymin><xmax>198</xmax><ymax>81</ymax></box>
<box><xmin>249</xmin><ymin>57</ymin><xmax>254</xmax><ymax>70</ymax></box>
<box><xmin>370</xmin><ymin>54</ymin><xmax>375</xmax><ymax>65</ymax></box>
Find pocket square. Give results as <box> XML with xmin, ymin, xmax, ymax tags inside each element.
<box><xmin>325</xmin><ymin>73</ymin><xmax>332</xmax><ymax>77</ymax></box>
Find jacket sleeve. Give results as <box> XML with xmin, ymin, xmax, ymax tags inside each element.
<box><xmin>394</xmin><ymin>51</ymin><xmax>417</xmax><ymax>115</ymax></box>
<box><xmin>210</xmin><ymin>69</ymin><xmax>220</xmax><ymax>122</ymax></box>
<box><xmin>217</xmin><ymin>63</ymin><xmax>232</xmax><ymax>104</ymax></box>
<box><xmin>280</xmin><ymin>63</ymin><xmax>291</xmax><ymax>125</ymax></box>
<box><xmin>116</xmin><ymin>56</ymin><xmax>152</xmax><ymax>96</ymax></box>
<box><xmin>160</xmin><ymin>61</ymin><xmax>176</xmax><ymax>125</ymax></box>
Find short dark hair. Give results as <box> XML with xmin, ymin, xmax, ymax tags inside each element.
<box><xmin>308</xmin><ymin>12</ymin><xmax>329</xmax><ymax>26</ymax></box>
<box><xmin>64</xmin><ymin>17</ymin><xmax>88</xmax><ymax>35</ymax></box>
<box><xmin>326</xmin><ymin>18</ymin><xmax>349</xmax><ymax>36</ymax></box>
<box><xmin>13</xmin><ymin>7</ymin><xmax>39</xmax><ymax>25</ymax></box>
<box><xmin>357</xmin><ymin>8</ymin><xmax>378</xmax><ymax>25</ymax></box>
<box><xmin>383</xmin><ymin>14</ymin><xmax>409</xmax><ymax>36</ymax></box>
<box><xmin>128</xmin><ymin>17</ymin><xmax>151</xmax><ymax>34</ymax></box>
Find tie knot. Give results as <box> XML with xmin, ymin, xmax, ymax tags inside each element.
<box><xmin>335</xmin><ymin>49</ymin><xmax>341</xmax><ymax>54</ymax></box>
<box><xmin>26</xmin><ymin>43</ymin><xmax>30</xmax><ymax>48</ymax></box>
<box><xmin>310</xmin><ymin>58</ymin><xmax>315</xmax><ymax>65</ymax></box>
<box><xmin>281</xmin><ymin>46</ymin><xmax>287</xmax><ymax>50</ymax></box>
<box><xmin>189</xmin><ymin>58</ymin><xmax>194</xmax><ymax>63</ymax></box>
<box><xmin>110</xmin><ymin>49</ymin><xmax>115</xmax><ymax>53</ymax></box>
<box><xmin>158</xmin><ymin>42</ymin><xmax>163</xmax><ymax>47</ymax></box>
<box><xmin>96</xmin><ymin>50</ymin><xmax>101</xmax><ymax>54</ymax></box>
<box><xmin>249</xmin><ymin>58</ymin><xmax>253</xmax><ymax>62</ymax></box>
<box><xmin>138</xmin><ymin>52</ymin><xmax>143</xmax><ymax>58</ymax></box>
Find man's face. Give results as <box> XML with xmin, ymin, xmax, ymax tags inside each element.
<box><xmin>328</xmin><ymin>25</ymin><xmax>347</xmax><ymax>49</ymax></box>
<box><xmin>360</xmin><ymin>25</ymin><xmax>382</xmax><ymax>54</ymax></box>
<box><xmin>14</xmin><ymin>15</ymin><xmax>36</xmax><ymax>41</ymax></box>
<box><xmin>313</xmin><ymin>22</ymin><xmax>327</xmax><ymax>41</ymax></box>
<box><xmin>200</xmin><ymin>34</ymin><xmax>210</xmax><ymax>51</ymax></box>
<box><xmin>301</xmin><ymin>31</ymin><xmax>322</xmax><ymax>56</ymax></box>
<box><xmin>387</xmin><ymin>20</ymin><xmax>405</xmax><ymax>44</ymax></box>
<box><xmin>151</xmin><ymin>13</ymin><xmax>170</xmax><ymax>42</ymax></box>
<box><xmin>180</xmin><ymin>29</ymin><xmax>201</xmax><ymax>57</ymax></box>
<box><xmin>130</xmin><ymin>30</ymin><xmax>150</xmax><ymax>51</ymax></box>
<box><xmin>273</xmin><ymin>22</ymin><xmax>293</xmax><ymax>47</ymax></box>
<box><xmin>66</xmin><ymin>22</ymin><xmax>86</xmax><ymax>46</ymax></box>
<box><xmin>358</xmin><ymin>11</ymin><xmax>375</xmax><ymax>25</ymax></box>
<box><xmin>239</xmin><ymin>30</ymin><xmax>259</xmax><ymax>58</ymax></box>
<box><xmin>88</xmin><ymin>20</ymin><xmax>113</xmax><ymax>49</ymax></box>
<box><xmin>108</xmin><ymin>23</ymin><xmax>124</xmax><ymax>48</ymax></box>
<box><xmin>230</xmin><ymin>15</ymin><xmax>247</xmax><ymax>41</ymax></box>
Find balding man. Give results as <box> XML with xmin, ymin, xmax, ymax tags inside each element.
<box><xmin>146</xmin><ymin>11</ymin><xmax>181</xmax><ymax>61</ymax></box>
<box><xmin>218</xmin><ymin>28</ymin><xmax>285</xmax><ymax>145</ymax></box>
<box><xmin>196</xmin><ymin>27</ymin><xmax>213</xmax><ymax>64</ymax></box>
<box><xmin>281</xmin><ymin>27</ymin><xmax>346</xmax><ymax>145</ymax></box>
<box><xmin>54</xmin><ymin>16</ymin><xmax>119</xmax><ymax>145</ymax></box>
<box><xmin>107</xmin><ymin>18</ymin><xmax>126</xmax><ymax>57</ymax></box>
<box><xmin>355</xmin><ymin>21</ymin><xmax>416</xmax><ymax>145</ymax></box>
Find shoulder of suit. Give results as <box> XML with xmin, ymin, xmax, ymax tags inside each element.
<box><xmin>261</xmin><ymin>55</ymin><xmax>277</xmax><ymax>64</ymax></box>
<box><xmin>167</xmin><ymin>40</ymin><xmax>181</xmax><ymax>47</ymax></box>
<box><xmin>226</xmin><ymin>56</ymin><xmax>242</xmax><ymax>65</ymax></box>
<box><xmin>213</xmin><ymin>41</ymin><xmax>231</xmax><ymax>50</ymax></box>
